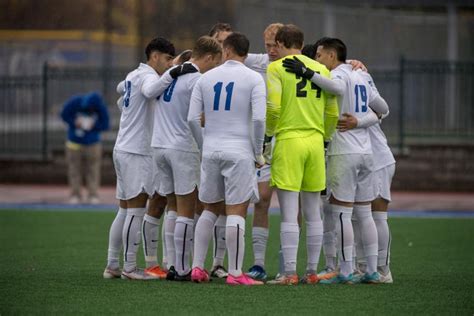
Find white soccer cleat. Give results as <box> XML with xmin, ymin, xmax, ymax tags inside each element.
<box><xmin>121</xmin><ymin>268</ymin><xmax>155</xmax><ymax>280</ymax></box>
<box><xmin>210</xmin><ymin>265</ymin><xmax>228</xmax><ymax>278</ymax></box>
<box><xmin>103</xmin><ymin>267</ymin><xmax>121</xmax><ymax>279</ymax></box>
<box><xmin>378</xmin><ymin>269</ymin><xmax>393</xmax><ymax>284</ymax></box>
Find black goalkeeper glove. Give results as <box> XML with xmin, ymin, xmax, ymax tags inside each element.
<box><xmin>262</xmin><ymin>134</ymin><xmax>273</xmax><ymax>155</ymax></box>
<box><xmin>282</xmin><ymin>56</ymin><xmax>314</xmax><ymax>80</ymax></box>
<box><xmin>169</xmin><ymin>63</ymin><xmax>199</xmax><ymax>79</ymax></box>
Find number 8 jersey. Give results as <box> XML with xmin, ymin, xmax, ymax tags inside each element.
<box><xmin>327</xmin><ymin>64</ymin><xmax>378</xmax><ymax>156</ymax></box>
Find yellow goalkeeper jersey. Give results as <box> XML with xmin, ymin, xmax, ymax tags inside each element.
<box><xmin>266</xmin><ymin>54</ymin><xmax>339</xmax><ymax>140</ymax></box>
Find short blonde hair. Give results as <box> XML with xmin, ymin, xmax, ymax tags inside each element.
<box><xmin>263</xmin><ymin>23</ymin><xmax>284</xmax><ymax>38</ymax></box>
<box><xmin>192</xmin><ymin>36</ymin><xmax>222</xmax><ymax>59</ymax></box>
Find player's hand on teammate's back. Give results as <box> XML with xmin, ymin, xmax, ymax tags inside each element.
<box><xmin>347</xmin><ymin>59</ymin><xmax>367</xmax><ymax>72</ymax></box>
<box><xmin>337</xmin><ymin>113</ymin><xmax>358</xmax><ymax>132</ymax></box>
<box><xmin>262</xmin><ymin>135</ymin><xmax>273</xmax><ymax>164</ymax></box>
<box><xmin>282</xmin><ymin>56</ymin><xmax>314</xmax><ymax>80</ymax></box>
<box><xmin>169</xmin><ymin>63</ymin><xmax>199</xmax><ymax>79</ymax></box>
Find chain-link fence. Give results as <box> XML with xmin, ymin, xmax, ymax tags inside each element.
<box><xmin>0</xmin><ymin>60</ymin><xmax>473</xmax><ymax>160</ymax></box>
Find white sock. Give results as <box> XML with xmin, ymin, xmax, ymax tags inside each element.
<box><xmin>322</xmin><ymin>199</ymin><xmax>337</xmax><ymax>270</ymax></box>
<box><xmin>306</xmin><ymin>221</ymin><xmax>323</xmax><ymax>273</ymax></box>
<box><xmin>277</xmin><ymin>189</ymin><xmax>300</xmax><ymax>275</ymax></box>
<box><xmin>333</xmin><ymin>205</ymin><xmax>354</xmax><ymax>276</ymax></box>
<box><xmin>300</xmin><ymin>191</ymin><xmax>323</xmax><ymax>273</ymax></box>
<box><xmin>212</xmin><ymin>215</ymin><xmax>227</xmax><ymax>267</ymax></box>
<box><xmin>252</xmin><ymin>227</ymin><xmax>269</xmax><ymax>268</ymax></box>
<box><xmin>142</xmin><ymin>214</ymin><xmax>160</xmax><ymax>268</ymax></box>
<box><xmin>373</xmin><ymin>211</ymin><xmax>391</xmax><ymax>273</ymax></box>
<box><xmin>278</xmin><ymin>247</ymin><xmax>285</xmax><ymax>274</ymax></box>
<box><xmin>192</xmin><ymin>210</ymin><xmax>217</xmax><ymax>269</ymax></box>
<box><xmin>281</xmin><ymin>222</ymin><xmax>299</xmax><ymax>275</ymax></box>
<box><xmin>354</xmin><ymin>204</ymin><xmax>378</xmax><ymax>274</ymax></box>
<box><xmin>107</xmin><ymin>207</ymin><xmax>126</xmax><ymax>269</ymax></box>
<box><xmin>164</xmin><ymin>210</ymin><xmax>177</xmax><ymax>269</ymax></box>
<box><xmin>161</xmin><ymin>211</ymin><xmax>167</xmax><ymax>267</ymax></box>
<box><xmin>174</xmin><ymin>216</ymin><xmax>194</xmax><ymax>276</ymax></box>
<box><xmin>122</xmin><ymin>207</ymin><xmax>146</xmax><ymax>272</ymax></box>
<box><xmin>226</xmin><ymin>215</ymin><xmax>246</xmax><ymax>277</ymax></box>
<box><xmin>352</xmin><ymin>216</ymin><xmax>366</xmax><ymax>270</ymax></box>
<box><xmin>191</xmin><ymin>213</ymin><xmax>200</xmax><ymax>257</ymax></box>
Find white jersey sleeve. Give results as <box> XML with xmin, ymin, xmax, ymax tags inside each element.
<box><xmin>251</xmin><ymin>76</ymin><xmax>266</xmax><ymax>156</ymax></box>
<box><xmin>114</xmin><ymin>63</ymin><xmax>157</xmax><ymax>156</ymax></box>
<box><xmin>151</xmin><ymin>62</ymin><xmax>201</xmax><ymax>153</ymax></box>
<box><xmin>141</xmin><ymin>70</ymin><xmax>174</xmax><ymax>100</ymax></box>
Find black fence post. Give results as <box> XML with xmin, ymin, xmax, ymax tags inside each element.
<box><xmin>42</xmin><ymin>62</ymin><xmax>48</xmax><ymax>161</ymax></box>
<box><xmin>399</xmin><ymin>56</ymin><xmax>405</xmax><ymax>154</ymax></box>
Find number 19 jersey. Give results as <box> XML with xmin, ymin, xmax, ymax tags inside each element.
<box><xmin>327</xmin><ymin>65</ymin><xmax>377</xmax><ymax>156</ymax></box>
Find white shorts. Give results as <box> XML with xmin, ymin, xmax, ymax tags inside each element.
<box><xmin>113</xmin><ymin>150</ymin><xmax>154</xmax><ymax>200</ymax></box>
<box><xmin>153</xmin><ymin>148</ymin><xmax>200</xmax><ymax>196</ymax></box>
<box><xmin>374</xmin><ymin>164</ymin><xmax>396</xmax><ymax>202</ymax></box>
<box><xmin>199</xmin><ymin>151</ymin><xmax>259</xmax><ymax>205</ymax></box>
<box><xmin>256</xmin><ymin>164</ymin><xmax>271</xmax><ymax>183</ymax></box>
<box><xmin>328</xmin><ymin>154</ymin><xmax>376</xmax><ymax>203</ymax></box>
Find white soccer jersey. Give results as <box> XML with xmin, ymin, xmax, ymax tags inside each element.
<box><xmin>360</xmin><ymin>72</ymin><xmax>396</xmax><ymax>170</ymax></box>
<box><xmin>244</xmin><ymin>53</ymin><xmax>270</xmax><ymax>81</ymax></box>
<box><xmin>188</xmin><ymin>60</ymin><xmax>266</xmax><ymax>157</ymax></box>
<box><xmin>327</xmin><ymin>64</ymin><xmax>377</xmax><ymax>156</ymax></box>
<box><xmin>151</xmin><ymin>62</ymin><xmax>200</xmax><ymax>153</ymax></box>
<box><xmin>114</xmin><ymin>63</ymin><xmax>159</xmax><ymax>156</ymax></box>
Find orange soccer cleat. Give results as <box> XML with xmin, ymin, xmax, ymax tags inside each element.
<box><xmin>144</xmin><ymin>265</ymin><xmax>167</xmax><ymax>279</ymax></box>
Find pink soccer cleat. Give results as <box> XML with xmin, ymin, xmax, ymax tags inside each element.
<box><xmin>226</xmin><ymin>273</ymin><xmax>264</xmax><ymax>286</ymax></box>
<box><xmin>191</xmin><ymin>267</ymin><xmax>210</xmax><ymax>283</ymax></box>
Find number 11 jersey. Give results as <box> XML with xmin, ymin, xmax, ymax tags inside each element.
<box><xmin>188</xmin><ymin>60</ymin><xmax>266</xmax><ymax>157</ymax></box>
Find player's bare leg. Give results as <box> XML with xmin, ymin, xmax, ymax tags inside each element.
<box><xmin>142</xmin><ymin>193</ymin><xmax>167</xmax><ymax>279</ymax></box>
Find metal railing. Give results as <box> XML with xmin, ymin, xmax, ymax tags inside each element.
<box><xmin>0</xmin><ymin>60</ymin><xmax>473</xmax><ymax>160</ymax></box>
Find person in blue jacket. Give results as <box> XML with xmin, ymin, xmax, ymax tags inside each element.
<box><xmin>61</xmin><ymin>92</ymin><xmax>110</xmax><ymax>204</ymax></box>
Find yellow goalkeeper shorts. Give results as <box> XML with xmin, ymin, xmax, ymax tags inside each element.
<box><xmin>270</xmin><ymin>131</ymin><xmax>326</xmax><ymax>192</ymax></box>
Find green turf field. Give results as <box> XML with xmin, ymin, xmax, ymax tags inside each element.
<box><xmin>0</xmin><ymin>210</ymin><xmax>473</xmax><ymax>315</ymax></box>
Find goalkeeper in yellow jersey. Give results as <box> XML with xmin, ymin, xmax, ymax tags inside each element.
<box><xmin>265</xmin><ymin>24</ymin><xmax>339</xmax><ymax>285</ymax></box>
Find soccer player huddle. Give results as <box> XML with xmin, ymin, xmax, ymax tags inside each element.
<box><xmin>103</xmin><ymin>22</ymin><xmax>395</xmax><ymax>286</ymax></box>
